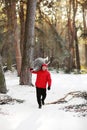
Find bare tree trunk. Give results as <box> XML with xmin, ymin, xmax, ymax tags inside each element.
<box><xmin>74</xmin><ymin>25</ymin><xmax>80</xmax><ymax>71</ymax></box>
<box><xmin>0</xmin><ymin>55</ymin><xmax>7</xmax><ymax>93</ymax></box>
<box><xmin>12</xmin><ymin>1</ymin><xmax>22</xmax><ymax>76</ymax></box>
<box><xmin>5</xmin><ymin>0</ymin><xmax>13</xmax><ymax>71</ymax></box>
<box><xmin>67</xmin><ymin>0</ymin><xmax>75</xmax><ymax>71</ymax></box>
<box><xmin>82</xmin><ymin>7</ymin><xmax>87</xmax><ymax>67</ymax></box>
<box><xmin>5</xmin><ymin>0</ymin><xmax>22</xmax><ymax>76</ymax></box>
<box><xmin>19</xmin><ymin>1</ymin><xmax>25</xmax><ymax>57</ymax></box>
<box><xmin>20</xmin><ymin>0</ymin><xmax>37</xmax><ymax>85</ymax></box>
<box><xmin>84</xmin><ymin>45</ymin><xmax>87</xmax><ymax>66</ymax></box>
<box><xmin>82</xmin><ymin>7</ymin><xmax>87</xmax><ymax>31</ymax></box>
<box><xmin>72</xmin><ymin>0</ymin><xmax>80</xmax><ymax>71</ymax></box>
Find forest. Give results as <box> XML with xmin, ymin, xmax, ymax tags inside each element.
<box><xmin>0</xmin><ymin>0</ymin><xmax>87</xmax><ymax>92</ymax></box>
<box><xmin>0</xmin><ymin>1</ymin><xmax>87</xmax><ymax>129</ymax></box>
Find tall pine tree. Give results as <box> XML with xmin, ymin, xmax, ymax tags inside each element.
<box><xmin>20</xmin><ymin>0</ymin><xmax>37</xmax><ymax>85</ymax></box>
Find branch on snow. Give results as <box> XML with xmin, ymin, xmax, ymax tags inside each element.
<box><xmin>0</xmin><ymin>94</ymin><xmax>24</xmax><ymax>105</ymax></box>
<box><xmin>46</xmin><ymin>91</ymin><xmax>87</xmax><ymax>105</ymax></box>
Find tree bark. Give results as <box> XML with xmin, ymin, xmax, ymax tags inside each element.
<box><xmin>72</xmin><ymin>0</ymin><xmax>80</xmax><ymax>71</ymax></box>
<box><xmin>12</xmin><ymin>1</ymin><xmax>22</xmax><ymax>76</ymax></box>
<box><xmin>67</xmin><ymin>0</ymin><xmax>75</xmax><ymax>71</ymax></box>
<box><xmin>0</xmin><ymin>55</ymin><xmax>7</xmax><ymax>93</ymax></box>
<box><xmin>20</xmin><ymin>0</ymin><xmax>37</xmax><ymax>85</ymax></box>
<box><xmin>4</xmin><ymin>0</ymin><xmax>13</xmax><ymax>71</ymax></box>
<box><xmin>82</xmin><ymin>7</ymin><xmax>86</xmax><ymax>30</ymax></box>
<box><xmin>5</xmin><ymin>0</ymin><xmax>22</xmax><ymax>76</ymax></box>
<box><xmin>19</xmin><ymin>1</ymin><xmax>25</xmax><ymax>57</ymax></box>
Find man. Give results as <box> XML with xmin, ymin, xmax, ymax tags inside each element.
<box><xmin>30</xmin><ymin>64</ymin><xmax>52</xmax><ymax>109</ymax></box>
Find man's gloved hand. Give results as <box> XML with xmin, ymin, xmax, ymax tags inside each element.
<box><xmin>30</xmin><ymin>68</ymin><xmax>33</xmax><ymax>71</ymax></box>
<box><xmin>48</xmin><ymin>86</ymin><xmax>51</xmax><ymax>90</ymax></box>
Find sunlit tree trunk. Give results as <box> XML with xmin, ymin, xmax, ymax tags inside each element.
<box><xmin>67</xmin><ymin>0</ymin><xmax>75</xmax><ymax>71</ymax></box>
<box><xmin>5</xmin><ymin>0</ymin><xmax>13</xmax><ymax>71</ymax></box>
<box><xmin>19</xmin><ymin>1</ymin><xmax>25</xmax><ymax>57</ymax></box>
<box><xmin>74</xmin><ymin>28</ymin><xmax>80</xmax><ymax>71</ymax></box>
<box><xmin>72</xmin><ymin>0</ymin><xmax>80</xmax><ymax>71</ymax></box>
<box><xmin>82</xmin><ymin>7</ymin><xmax>87</xmax><ymax>31</ymax></box>
<box><xmin>82</xmin><ymin>7</ymin><xmax>87</xmax><ymax>67</ymax></box>
<box><xmin>12</xmin><ymin>1</ymin><xmax>22</xmax><ymax>76</ymax></box>
<box><xmin>5</xmin><ymin>0</ymin><xmax>22</xmax><ymax>75</ymax></box>
<box><xmin>0</xmin><ymin>55</ymin><xmax>7</xmax><ymax>93</ymax></box>
<box><xmin>85</xmin><ymin>45</ymin><xmax>87</xmax><ymax>66</ymax></box>
<box><xmin>20</xmin><ymin>0</ymin><xmax>37</xmax><ymax>85</ymax></box>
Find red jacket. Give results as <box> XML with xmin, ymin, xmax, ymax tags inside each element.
<box><xmin>31</xmin><ymin>70</ymin><xmax>52</xmax><ymax>89</ymax></box>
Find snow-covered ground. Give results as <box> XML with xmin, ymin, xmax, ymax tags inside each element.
<box><xmin>0</xmin><ymin>70</ymin><xmax>87</xmax><ymax>130</ymax></box>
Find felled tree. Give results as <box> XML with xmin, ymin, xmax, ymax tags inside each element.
<box><xmin>33</xmin><ymin>57</ymin><xmax>48</xmax><ymax>71</ymax></box>
<box><xmin>0</xmin><ymin>55</ymin><xmax>7</xmax><ymax>93</ymax></box>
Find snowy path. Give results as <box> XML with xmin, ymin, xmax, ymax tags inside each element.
<box><xmin>0</xmin><ymin>71</ymin><xmax>87</xmax><ymax>130</ymax></box>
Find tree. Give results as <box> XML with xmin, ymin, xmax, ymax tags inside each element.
<box><xmin>66</xmin><ymin>0</ymin><xmax>81</xmax><ymax>72</ymax></box>
<box><xmin>72</xmin><ymin>0</ymin><xmax>80</xmax><ymax>71</ymax></box>
<box><xmin>11</xmin><ymin>1</ymin><xmax>22</xmax><ymax>76</ymax></box>
<box><xmin>20</xmin><ymin>0</ymin><xmax>37</xmax><ymax>85</ymax></box>
<box><xmin>35</xmin><ymin>0</ymin><xmax>70</xmax><ymax>69</ymax></box>
<box><xmin>19</xmin><ymin>1</ymin><xmax>25</xmax><ymax>57</ymax></box>
<box><xmin>0</xmin><ymin>55</ymin><xmax>7</xmax><ymax>93</ymax></box>
<box><xmin>67</xmin><ymin>0</ymin><xmax>75</xmax><ymax>71</ymax></box>
<box><xmin>0</xmin><ymin>0</ymin><xmax>86</xmax><ymax>72</ymax></box>
<box><xmin>4</xmin><ymin>0</ymin><xmax>22</xmax><ymax>76</ymax></box>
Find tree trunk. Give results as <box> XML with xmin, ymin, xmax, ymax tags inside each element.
<box><xmin>72</xmin><ymin>0</ymin><xmax>80</xmax><ymax>71</ymax></box>
<box><xmin>5</xmin><ymin>0</ymin><xmax>13</xmax><ymax>71</ymax></box>
<box><xmin>20</xmin><ymin>0</ymin><xmax>37</xmax><ymax>85</ymax></box>
<box><xmin>82</xmin><ymin>7</ymin><xmax>87</xmax><ymax>31</ymax></box>
<box><xmin>74</xmin><ymin>30</ymin><xmax>80</xmax><ymax>71</ymax></box>
<box><xmin>19</xmin><ymin>1</ymin><xmax>25</xmax><ymax>57</ymax></box>
<box><xmin>82</xmin><ymin>7</ymin><xmax>87</xmax><ymax>67</ymax></box>
<box><xmin>67</xmin><ymin>0</ymin><xmax>75</xmax><ymax>71</ymax></box>
<box><xmin>0</xmin><ymin>55</ymin><xmax>7</xmax><ymax>93</ymax></box>
<box><xmin>5</xmin><ymin>0</ymin><xmax>22</xmax><ymax>76</ymax></box>
<box><xmin>12</xmin><ymin>1</ymin><xmax>22</xmax><ymax>76</ymax></box>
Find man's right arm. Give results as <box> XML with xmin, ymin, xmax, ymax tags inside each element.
<box><xmin>30</xmin><ymin>68</ymin><xmax>38</xmax><ymax>74</ymax></box>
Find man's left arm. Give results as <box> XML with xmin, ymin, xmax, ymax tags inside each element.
<box><xmin>47</xmin><ymin>72</ymin><xmax>52</xmax><ymax>90</ymax></box>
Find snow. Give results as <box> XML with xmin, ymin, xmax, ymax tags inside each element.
<box><xmin>0</xmin><ymin>70</ymin><xmax>87</xmax><ymax>130</ymax></box>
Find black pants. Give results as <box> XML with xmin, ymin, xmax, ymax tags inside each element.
<box><xmin>36</xmin><ymin>87</ymin><xmax>46</xmax><ymax>106</ymax></box>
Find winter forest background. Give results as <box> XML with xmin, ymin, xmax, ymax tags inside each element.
<box><xmin>0</xmin><ymin>0</ymin><xmax>87</xmax><ymax>105</ymax></box>
<box><xmin>0</xmin><ymin>0</ymin><xmax>87</xmax><ymax>129</ymax></box>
